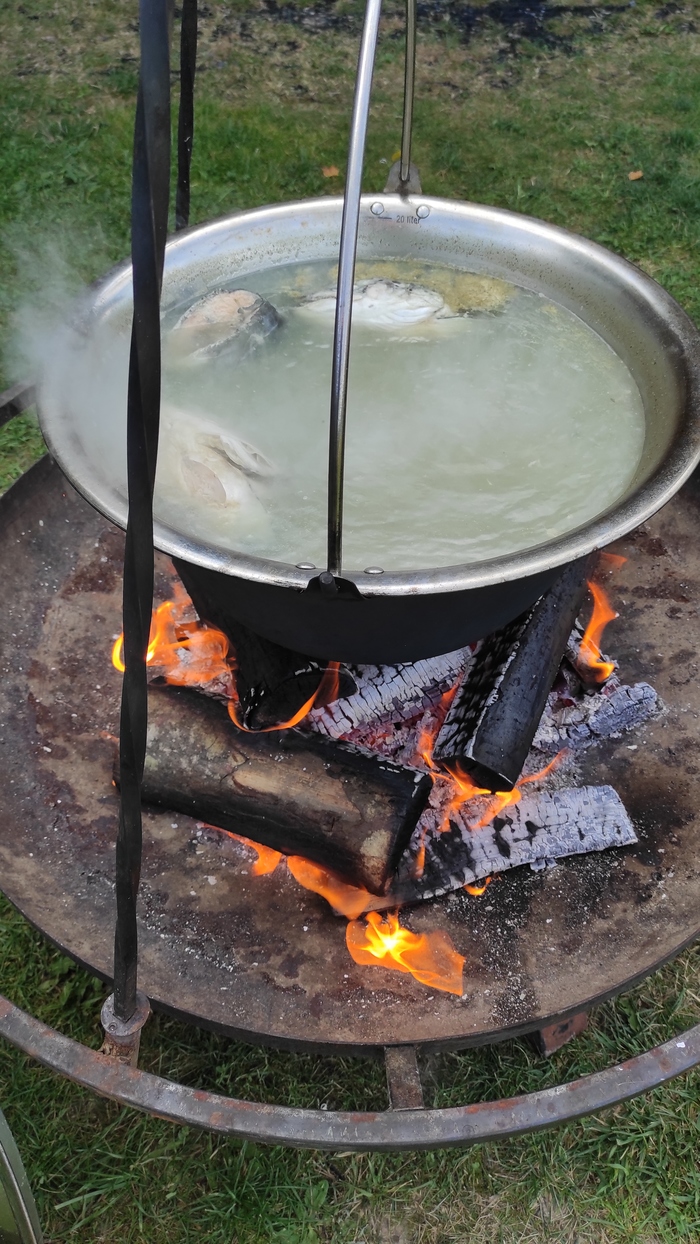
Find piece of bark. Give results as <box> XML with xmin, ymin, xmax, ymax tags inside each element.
<box><xmin>133</xmin><ymin>685</ymin><xmax>432</xmax><ymax>895</ymax></box>
<box><xmin>433</xmin><ymin>557</ymin><xmax>594</xmax><ymax>791</ymax></box>
<box><xmin>173</xmin><ymin>558</ymin><xmax>356</xmax><ymax>729</ymax></box>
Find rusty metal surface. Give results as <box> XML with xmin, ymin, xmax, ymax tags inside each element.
<box><xmin>1</xmin><ymin>992</ymin><xmax>699</xmax><ymax>1151</ymax></box>
<box><xmin>531</xmin><ymin>1011</ymin><xmax>590</xmax><ymax>1057</ymax></box>
<box><xmin>385</xmin><ymin>1046</ymin><xmax>424</xmax><ymax>1110</ymax></box>
<box><xmin>2</xmin><ymin>457</ymin><xmax>700</xmax><ymax>1053</ymax></box>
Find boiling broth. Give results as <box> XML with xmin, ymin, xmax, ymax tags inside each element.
<box><xmin>53</xmin><ymin>258</ymin><xmax>647</xmax><ymax>572</ymax></box>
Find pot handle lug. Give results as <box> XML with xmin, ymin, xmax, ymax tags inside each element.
<box><xmin>304</xmin><ymin>572</ymin><xmax>364</xmax><ymax>601</ymax></box>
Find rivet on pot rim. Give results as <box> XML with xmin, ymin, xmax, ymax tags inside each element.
<box><xmin>296</xmin><ymin>563</ymin><xmax>316</xmax><ymax>570</ymax></box>
<box><xmin>416</xmin><ymin>204</ymin><xmax>430</xmax><ymax>219</ymax></box>
<box><xmin>370</xmin><ymin>202</ymin><xmax>384</xmax><ymax>216</ymax></box>
<box><xmin>365</xmin><ymin>566</ymin><xmax>384</xmax><ymax>575</ymax></box>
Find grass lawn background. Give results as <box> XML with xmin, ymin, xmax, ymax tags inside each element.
<box><xmin>2</xmin><ymin>0</ymin><xmax>700</xmax><ymax>1239</ymax></box>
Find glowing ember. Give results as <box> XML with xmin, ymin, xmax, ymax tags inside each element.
<box><xmin>464</xmin><ymin>877</ymin><xmax>492</xmax><ymax>896</ymax></box>
<box><xmin>286</xmin><ymin>855</ymin><xmax>373</xmax><ymax>919</ymax></box>
<box><xmin>578</xmin><ymin>580</ymin><xmax>619</xmax><ymax>683</ymax></box>
<box><xmin>346</xmin><ymin>910</ymin><xmax>465</xmax><ymax>995</ymax></box>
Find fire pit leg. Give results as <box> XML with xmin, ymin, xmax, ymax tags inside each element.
<box><xmin>100</xmin><ymin>991</ymin><xmax>151</xmax><ymax>1067</ymax></box>
<box><xmin>385</xmin><ymin>1046</ymin><xmax>424</xmax><ymax>1110</ymax></box>
<box><xmin>531</xmin><ymin>1010</ymin><xmax>589</xmax><ymax>1057</ymax></box>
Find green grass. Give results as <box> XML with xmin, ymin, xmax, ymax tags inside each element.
<box><xmin>3</xmin><ymin>0</ymin><xmax>700</xmax><ymax>1240</ymax></box>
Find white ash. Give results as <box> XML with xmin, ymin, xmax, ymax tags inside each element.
<box><xmin>305</xmin><ymin>648</ymin><xmax>472</xmax><ymax>739</ymax></box>
<box><xmin>374</xmin><ymin>783</ymin><xmax>637</xmax><ymax>907</ymax></box>
<box><xmin>532</xmin><ymin>678</ymin><xmax>660</xmax><ymax>754</ymax></box>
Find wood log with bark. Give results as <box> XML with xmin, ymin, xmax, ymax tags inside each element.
<box><xmin>131</xmin><ymin>685</ymin><xmax>432</xmax><ymax>894</ymax></box>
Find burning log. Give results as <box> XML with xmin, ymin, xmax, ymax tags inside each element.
<box><xmin>173</xmin><ymin>558</ymin><xmax>356</xmax><ymax>729</ymax></box>
<box><xmin>433</xmin><ymin>557</ymin><xmax>594</xmax><ymax>791</ymax></box>
<box><xmin>133</xmin><ymin>685</ymin><xmax>432</xmax><ymax>895</ymax></box>
<box><xmin>304</xmin><ymin>648</ymin><xmax>471</xmax><ymax>740</ymax></box>
<box><xmin>386</xmin><ymin>783</ymin><xmax>638</xmax><ymax>904</ymax></box>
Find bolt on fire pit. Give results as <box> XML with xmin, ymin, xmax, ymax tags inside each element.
<box><xmin>3</xmin><ymin>0</ymin><xmax>700</xmax><ymax>1152</ymax></box>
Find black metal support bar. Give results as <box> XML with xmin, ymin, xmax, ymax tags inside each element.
<box><xmin>0</xmin><ymin>382</ymin><xmax>36</xmax><ymax>432</ymax></box>
<box><xmin>175</xmin><ymin>0</ymin><xmax>198</xmax><ymax>231</ymax></box>
<box><xmin>385</xmin><ymin>1046</ymin><xmax>424</xmax><ymax>1110</ymax></box>
<box><xmin>114</xmin><ymin>0</ymin><xmax>173</xmax><ymax>1022</ymax></box>
<box><xmin>1</xmin><ymin>993</ymin><xmax>699</xmax><ymax>1151</ymax></box>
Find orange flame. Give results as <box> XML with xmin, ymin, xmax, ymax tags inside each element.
<box><xmin>578</xmin><ymin>580</ymin><xmax>618</xmax><ymax>683</ymax></box>
<box><xmin>414</xmin><ymin>680</ymin><xmax>463</xmax><ymax>773</ymax></box>
<box><xmin>599</xmin><ymin>552</ymin><xmax>627</xmax><ymax>572</ymax></box>
<box><xmin>346</xmin><ymin>910</ymin><xmax>465</xmax><ymax>995</ymax></box>
<box><xmin>286</xmin><ymin>855</ymin><xmax>374</xmax><ymax>919</ymax></box>
<box><xmin>230</xmin><ymin>834</ymin><xmax>283</xmax><ymax>876</ymax></box>
<box><xmin>112</xmin><ymin>590</ymin><xmax>342</xmax><ymax>730</ymax></box>
<box><xmin>198</xmin><ymin>829</ymin><xmax>464</xmax><ymax>995</ymax></box>
<box><xmin>226</xmin><ymin>662</ymin><xmax>342</xmax><ymax>734</ymax></box>
<box><xmin>465</xmin><ymin>877</ymin><xmax>492</xmax><ymax>896</ymax></box>
<box><xmin>197</xmin><ymin>825</ymin><xmax>283</xmax><ymax>875</ymax></box>
<box><xmin>111</xmin><ymin>587</ymin><xmax>233</xmax><ymax>690</ymax></box>
<box><xmin>442</xmin><ymin>750</ymin><xmax>566</xmax><ymax>831</ymax></box>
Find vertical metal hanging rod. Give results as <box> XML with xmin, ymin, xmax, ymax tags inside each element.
<box><xmin>400</xmin><ymin>0</ymin><xmax>417</xmax><ymax>185</ymax></box>
<box><xmin>113</xmin><ymin>0</ymin><xmax>173</xmax><ymax>1023</ymax></box>
<box><xmin>175</xmin><ymin>0</ymin><xmax>198</xmax><ymax>231</ymax></box>
<box><xmin>326</xmin><ymin>0</ymin><xmax>383</xmax><ymax>579</ymax></box>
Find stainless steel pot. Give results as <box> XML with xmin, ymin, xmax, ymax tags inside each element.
<box><xmin>38</xmin><ymin>192</ymin><xmax>700</xmax><ymax>662</ymax></box>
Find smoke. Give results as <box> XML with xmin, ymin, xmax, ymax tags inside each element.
<box><xmin>2</xmin><ymin>219</ymin><xmax>118</xmax><ymax>385</ymax></box>
<box><xmin>0</xmin><ymin>220</ymin><xmax>132</xmax><ymax>504</ymax></box>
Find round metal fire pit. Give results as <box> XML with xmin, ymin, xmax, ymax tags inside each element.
<box><xmin>2</xmin><ymin>449</ymin><xmax>700</xmax><ymax>1055</ymax></box>
<box><xmin>37</xmin><ymin>196</ymin><xmax>700</xmax><ymax>661</ymax></box>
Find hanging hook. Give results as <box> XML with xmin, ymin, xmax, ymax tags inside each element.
<box><xmin>400</xmin><ymin>0</ymin><xmax>417</xmax><ymax>184</ymax></box>
<box><xmin>384</xmin><ymin>0</ymin><xmax>421</xmax><ymax>195</ymax></box>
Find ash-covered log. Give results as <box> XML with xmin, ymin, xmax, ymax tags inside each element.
<box><xmin>133</xmin><ymin>685</ymin><xmax>432</xmax><ymax>895</ymax></box>
<box><xmin>385</xmin><ymin>782</ymin><xmax>638</xmax><ymax>905</ymax></box>
<box><xmin>305</xmin><ymin>648</ymin><xmax>471</xmax><ymax>740</ymax></box>
<box><xmin>433</xmin><ymin>556</ymin><xmax>594</xmax><ymax>792</ymax></box>
<box><xmin>173</xmin><ymin>558</ymin><xmax>355</xmax><ymax>729</ymax></box>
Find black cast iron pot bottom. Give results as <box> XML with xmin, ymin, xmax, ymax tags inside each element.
<box><xmin>0</xmin><ymin>455</ymin><xmax>700</xmax><ymax>1054</ymax></box>
<box><xmin>173</xmin><ymin>557</ymin><xmax>559</xmax><ymax>665</ymax></box>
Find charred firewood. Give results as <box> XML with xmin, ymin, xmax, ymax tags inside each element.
<box><xmin>131</xmin><ymin>685</ymin><xmax>432</xmax><ymax>895</ymax></box>
<box><xmin>386</xmin><ymin>782</ymin><xmax>637</xmax><ymax>905</ymax></box>
<box><xmin>173</xmin><ymin>558</ymin><xmax>355</xmax><ymax>729</ymax></box>
<box><xmin>433</xmin><ymin>556</ymin><xmax>595</xmax><ymax>792</ymax></box>
<box><xmin>305</xmin><ymin>647</ymin><xmax>472</xmax><ymax>739</ymax></box>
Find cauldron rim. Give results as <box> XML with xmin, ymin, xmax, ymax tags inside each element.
<box><xmin>38</xmin><ymin>193</ymin><xmax>700</xmax><ymax>599</ymax></box>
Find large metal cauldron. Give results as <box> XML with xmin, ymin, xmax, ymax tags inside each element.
<box><xmin>38</xmin><ymin>193</ymin><xmax>700</xmax><ymax>662</ymax></box>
